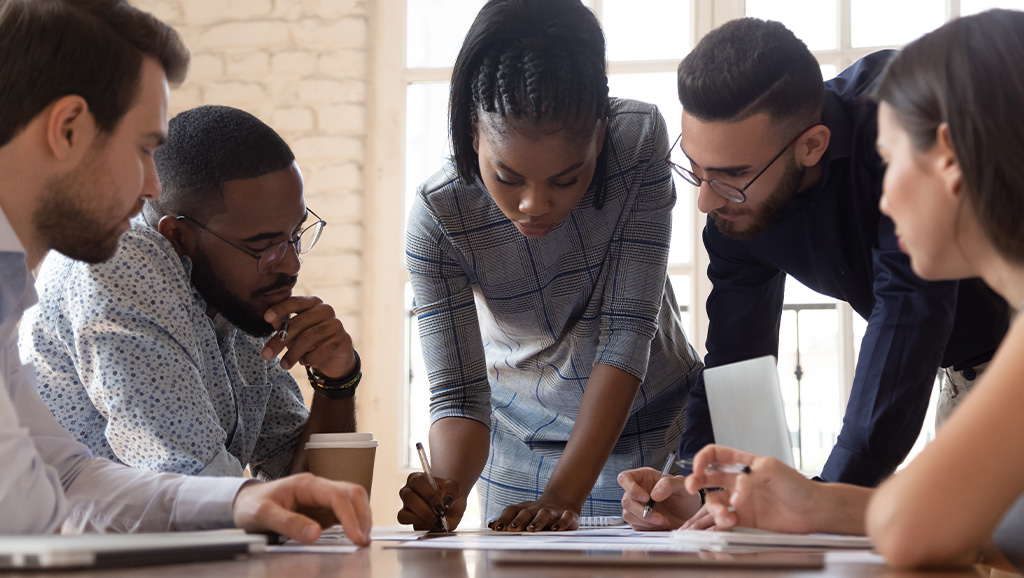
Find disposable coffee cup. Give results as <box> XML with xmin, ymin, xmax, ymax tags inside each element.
<box><xmin>306</xmin><ymin>433</ymin><xmax>378</xmax><ymax>496</ymax></box>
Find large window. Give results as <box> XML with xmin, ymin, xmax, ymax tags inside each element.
<box><xmin>366</xmin><ymin>0</ymin><xmax>1024</xmax><ymax>523</ymax></box>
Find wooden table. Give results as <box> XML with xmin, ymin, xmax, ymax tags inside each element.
<box><xmin>3</xmin><ymin>540</ymin><xmax>988</xmax><ymax>577</ymax></box>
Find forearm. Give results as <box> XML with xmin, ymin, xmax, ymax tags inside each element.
<box><xmin>809</xmin><ymin>482</ymin><xmax>873</xmax><ymax>535</ymax></box>
<box><xmin>543</xmin><ymin>364</ymin><xmax>641</xmax><ymax>509</ymax></box>
<box><xmin>289</xmin><ymin>394</ymin><xmax>355</xmax><ymax>474</ymax></box>
<box><xmin>428</xmin><ymin>416</ymin><xmax>490</xmax><ymax>492</ymax></box>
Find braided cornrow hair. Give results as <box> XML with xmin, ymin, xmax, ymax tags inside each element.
<box><xmin>451</xmin><ymin>0</ymin><xmax>611</xmax><ymax>208</ymax></box>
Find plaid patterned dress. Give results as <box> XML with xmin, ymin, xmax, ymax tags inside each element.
<box><xmin>407</xmin><ymin>98</ymin><xmax>702</xmax><ymax>520</ymax></box>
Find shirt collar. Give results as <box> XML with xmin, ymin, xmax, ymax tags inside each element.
<box><xmin>0</xmin><ymin>206</ymin><xmax>27</xmax><ymax>256</ymax></box>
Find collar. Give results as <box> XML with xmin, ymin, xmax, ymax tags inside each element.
<box><xmin>0</xmin><ymin>206</ymin><xmax>27</xmax><ymax>256</ymax></box>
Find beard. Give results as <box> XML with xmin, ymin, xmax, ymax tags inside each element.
<box><xmin>189</xmin><ymin>249</ymin><xmax>298</xmax><ymax>338</ymax></box>
<box><xmin>711</xmin><ymin>157</ymin><xmax>805</xmax><ymax>241</ymax></box>
<box><xmin>35</xmin><ymin>161</ymin><xmax>142</xmax><ymax>264</ymax></box>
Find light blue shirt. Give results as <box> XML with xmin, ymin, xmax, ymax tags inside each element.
<box><xmin>19</xmin><ymin>219</ymin><xmax>307</xmax><ymax>479</ymax></box>
<box><xmin>0</xmin><ymin>209</ymin><xmax>243</xmax><ymax>534</ymax></box>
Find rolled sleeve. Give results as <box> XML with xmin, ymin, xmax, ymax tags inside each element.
<box><xmin>596</xmin><ymin>107</ymin><xmax>675</xmax><ymax>381</ymax></box>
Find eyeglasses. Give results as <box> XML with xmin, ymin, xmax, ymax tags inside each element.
<box><xmin>176</xmin><ymin>208</ymin><xmax>326</xmax><ymax>273</ymax></box>
<box><xmin>666</xmin><ymin>123</ymin><xmax>822</xmax><ymax>204</ymax></box>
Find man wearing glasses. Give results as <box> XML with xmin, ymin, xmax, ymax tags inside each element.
<box><xmin>20</xmin><ymin>105</ymin><xmax>359</xmax><ymax>480</ymax></box>
<box><xmin>620</xmin><ymin>17</ymin><xmax>1008</xmax><ymax>531</ymax></box>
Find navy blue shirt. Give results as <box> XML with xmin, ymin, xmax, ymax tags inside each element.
<box><xmin>679</xmin><ymin>51</ymin><xmax>1010</xmax><ymax>487</ymax></box>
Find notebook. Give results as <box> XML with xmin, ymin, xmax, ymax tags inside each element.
<box><xmin>0</xmin><ymin>530</ymin><xmax>266</xmax><ymax>570</ymax></box>
<box><xmin>671</xmin><ymin>527</ymin><xmax>873</xmax><ymax>551</ymax></box>
<box><xmin>703</xmin><ymin>355</ymin><xmax>796</xmax><ymax>468</ymax></box>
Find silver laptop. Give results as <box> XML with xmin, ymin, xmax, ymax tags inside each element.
<box><xmin>0</xmin><ymin>530</ymin><xmax>266</xmax><ymax>570</ymax></box>
<box><xmin>704</xmin><ymin>355</ymin><xmax>796</xmax><ymax>468</ymax></box>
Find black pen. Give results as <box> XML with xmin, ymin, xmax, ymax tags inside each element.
<box><xmin>642</xmin><ymin>451</ymin><xmax>676</xmax><ymax>519</ymax></box>
<box><xmin>415</xmin><ymin>442</ymin><xmax>450</xmax><ymax>532</ymax></box>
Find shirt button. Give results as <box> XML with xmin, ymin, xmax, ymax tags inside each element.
<box><xmin>835</xmin><ymin>266</ymin><xmax>847</xmax><ymax>276</ymax></box>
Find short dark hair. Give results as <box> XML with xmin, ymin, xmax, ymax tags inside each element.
<box><xmin>148</xmin><ymin>105</ymin><xmax>296</xmax><ymax>221</ymax></box>
<box><xmin>878</xmin><ymin>9</ymin><xmax>1024</xmax><ymax>264</ymax></box>
<box><xmin>677</xmin><ymin>17</ymin><xmax>823</xmax><ymax>129</ymax></box>
<box><xmin>0</xmin><ymin>0</ymin><xmax>189</xmax><ymax>148</ymax></box>
<box><xmin>450</xmin><ymin>0</ymin><xmax>609</xmax><ymax>184</ymax></box>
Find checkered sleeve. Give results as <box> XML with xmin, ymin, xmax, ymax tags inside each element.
<box><xmin>406</xmin><ymin>177</ymin><xmax>492</xmax><ymax>428</ymax></box>
<box><xmin>595</xmin><ymin>107</ymin><xmax>675</xmax><ymax>381</ymax></box>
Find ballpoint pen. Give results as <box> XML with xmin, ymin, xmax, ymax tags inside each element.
<box><xmin>415</xmin><ymin>442</ymin><xmax>450</xmax><ymax>532</ymax></box>
<box><xmin>642</xmin><ymin>451</ymin><xmax>676</xmax><ymax>520</ymax></box>
<box><xmin>675</xmin><ymin>458</ymin><xmax>752</xmax><ymax>475</ymax></box>
<box><xmin>277</xmin><ymin>314</ymin><xmax>291</xmax><ymax>342</ymax></box>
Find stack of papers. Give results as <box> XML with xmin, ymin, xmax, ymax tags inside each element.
<box><xmin>671</xmin><ymin>528</ymin><xmax>873</xmax><ymax>551</ymax></box>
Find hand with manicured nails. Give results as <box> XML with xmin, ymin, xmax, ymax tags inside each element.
<box><xmin>397</xmin><ymin>472</ymin><xmax>465</xmax><ymax>531</ymax></box>
<box><xmin>488</xmin><ymin>494</ymin><xmax>580</xmax><ymax>532</ymax></box>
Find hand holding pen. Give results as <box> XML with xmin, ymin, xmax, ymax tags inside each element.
<box><xmin>415</xmin><ymin>442</ymin><xmax>449</xmax><ymax>532</ymax></box>
<box><xmin>642</xmin><ymin>452</ymin><xmax>676</xmax><ymax>519</ymax></box>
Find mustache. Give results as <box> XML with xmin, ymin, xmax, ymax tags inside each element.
<box><xmin>256</xmin><ymin>274</ymin><xmax>298</xmax><ymax>295</ymax></box>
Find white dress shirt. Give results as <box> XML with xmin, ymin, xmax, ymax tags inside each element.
<box><xmin>0</xmin><ymin>209</ymin><xmax>244</xmax><ymax>534</ymax></box>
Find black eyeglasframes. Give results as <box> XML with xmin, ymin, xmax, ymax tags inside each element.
<box><xmin>176</xmin><ymin>208</ymin><xmax>326</xmax><ymax>273</ymax></box>
<box><xmin>666</xmin><ymin>123</ymin><xmax>823</xmax><ymax>204</ymax></box>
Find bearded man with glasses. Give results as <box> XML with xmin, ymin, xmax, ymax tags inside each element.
<box><xmin>20</xmin><ymin>105</ymin><xmax>361</xmax><ymax>480</ymax></box>
<box><xmin>618</xmin><ymin>18</ymin><xmax>1009</xmax><ymax>532</ymax></box>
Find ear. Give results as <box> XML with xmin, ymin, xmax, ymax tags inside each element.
<box><xmin>157</xmin><ymin>215</ymin><xmax>192</xmax><ymax>257</ymax></box>
<box><xmin>45</xmin><ymin>95</ymin><xmax>97</xmax><ymax>162</ymax></box>
<box><xmin>795</xmin><ymin>123</ymin><xmax>831</xmax><ymax>167</ymax></box>
<box><xmin>934</xmin><ymin>122</ymin><xmax>961</xmax><ymax>200</ymax></box>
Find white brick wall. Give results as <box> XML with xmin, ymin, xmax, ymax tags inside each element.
<box><xmin>133</xmin><ymin>0</ymin><xmax>369</xmax><ymax>402</ymax></box>
<box><xmin>133</xmin><ymin>0</ymin><xmax>368</xmax><ymax>347</ymax></box>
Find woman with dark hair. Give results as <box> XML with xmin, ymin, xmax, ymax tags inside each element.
<box><xmin>398</xmin><ymin>0</ymin><xmax>701</xmax><ymax>532</ymax></box>
<box><xmin>629</xmin><ymin>9</ymin><xmax>1024</xmax><ymax>572</ymax></box>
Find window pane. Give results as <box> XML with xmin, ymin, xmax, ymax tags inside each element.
<box><xmin>821</xmin><ymin>64</ymin><xmax>838</xmax><ymax>81</ymax></box>
<box><xmin>407</xmin><ymin>0</ymin><xmax>483</xmax><ymax>68</ymax></box>
<box><xmin>745</xmin><ymin>0</ymin><xmax>837</xmax><ymax>51</ymax></box>
<box><xmin>851</xmin><ymin>0</ymin><xmax>944</xmax><ymax>48</ymax></box>
<box><xmin>778</xmin><ymin>306</ymin><xmax>841</xmax><ymax>474</ymax></box>
<box><xmin>405</xmin><ymin>82</ymin><xmax>452</xmax><ymax>221</ymax></box>
<box><xmin>603</xmin><ymin>0</ymin><xmax>691</xmax><ymax>61</ymax></box>
<box><xmin>780</xmin><ymin>277</ymin><xmax>843</xmax><ymax>473</ymax></box>
<box><xmin>607</xmin><ymin>72</ymin><xmax>692</xmax><ymax>265</ymax></box>
<box><xmin>669</xmin><ymin>274</ymin><xmax>693</xmax><ymax>340</ymax></box>
<box><xmin>962</xmin><ymin>0</ymin><xmax>1024</xmax><ymax>14</ymax></box>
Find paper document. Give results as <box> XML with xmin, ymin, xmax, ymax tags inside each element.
<box><xmin>392</xmin><ymin>529</ymin><xmax>701</xmax><ymax>553</ymax></box>
<box><xmin>671</xmin><ymin>528</ymin><xmax>873</xmax><ymax>551</ymax></box>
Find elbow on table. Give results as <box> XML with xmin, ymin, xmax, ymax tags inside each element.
<box><xmin>867</xmin><ymin>492</ymin><xmax>969</xmax><ymax>569</ymax></box>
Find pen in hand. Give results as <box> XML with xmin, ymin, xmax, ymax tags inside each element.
<box><xmin>277</xmin><ymin>314</ymin><xmax>291</xmax><ymax>342</ymax></box>
<box><xmin>676</xmin><ymin>458</ymin><xmax>752</xmax><ymax>475</ymax></box>
<box><xmin>415</xmin><ymin>442</ymin><xmax>450</xmax><ymax>532</ymax></box>
<box><xmin>642</xmin><ymin>451</ymin><xmax>676</xmax><ymax>520</ymax></box>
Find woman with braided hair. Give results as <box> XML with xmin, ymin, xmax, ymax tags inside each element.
<box><xmin>399</xmin><ymin>0</ymin><xmax>701</xmax><ymax>532</ymax></box>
